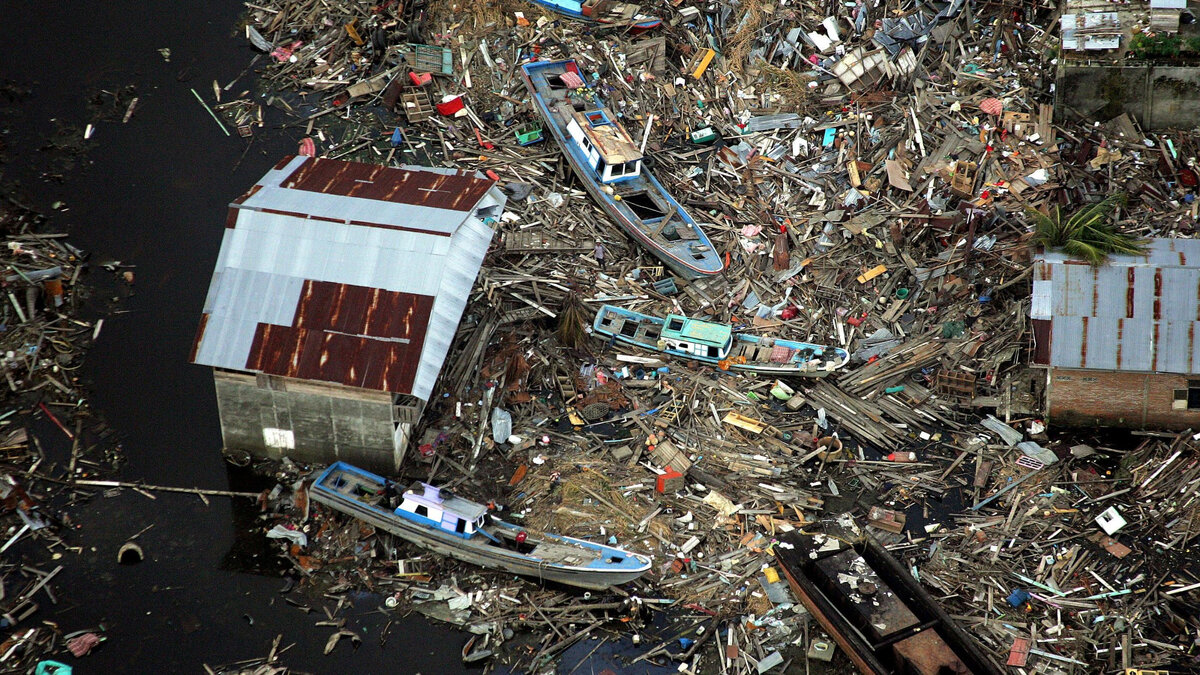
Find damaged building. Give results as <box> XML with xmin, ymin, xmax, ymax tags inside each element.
<box><xmin>191</xmin><ymin>155</ymin><xmax>505</xmax><ymax>471</ymax></box>
<box><xmin>1032</xmin><ymin>238</ymin><xmax>1200</xmax><ymax>429</ymax></box>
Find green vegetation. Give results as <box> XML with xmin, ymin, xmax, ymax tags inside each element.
<box><xmin>1028</xmin><ymin>193</ymin><xmax>1146</xmax><ymax>265</ymax></box>
<box><xmin>1130</xmin><ymin>33</ymin><xmax>1181</xmax><ymax>59</ymax></box>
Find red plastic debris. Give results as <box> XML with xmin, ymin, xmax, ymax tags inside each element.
<box><xmin>436</xmin><ymin>96</ymin><xmax>465</xmax><ymax>116</ymax></box>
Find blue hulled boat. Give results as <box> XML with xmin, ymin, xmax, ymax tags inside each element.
<box><xmin>521</xmin><ymin>59</ymin><xmax>723</xmax><ymax>279</ymax></box>
<box><xmin>309</xmin><ymin>462</ymin><xmax>651</xmax><ymax>590</ymax></box>
<box><xmin>593</xmin><ymin>305</ymin><xmax>850</xmax><ymax>377</ymax></box>
<box><xmin>525</xmin><ymin>0</ymin><xmax>662</xmax><ymax>31</ymax></box>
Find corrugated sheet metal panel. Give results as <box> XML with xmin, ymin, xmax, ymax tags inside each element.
<box><xmin>1049</xmin><ymin>316</ymin><xmax>1083</xmax><ymax>368</ymax></box>
<box><xmin>293</xmin><ymin>281</ymin><xmax>434</xmax><ymax>340</ymax></box>
<box><xmin>1092</xmin><ymin>266</ymin><xmax>1128</xmax><ymax>318</ymax></box>
<box><xmin>246</xmin><ymin>324</ymin><xmax>424</xmax><ymax>393</ymax></box>
<box><xmin>1118</xmin><ymin>318</ymin><xmax>1154</xmax><ymax>372</ymax></box>
<box><xmin>241</xmin><ymin>189</ymin><xmax>467</xmax><ymax>235</ymax></box>
<box><xmin>410</xmin><ymin>201</ymin><xmax>499</xmax><ymax>400</ymax></box>
<box><xmin>1083</xmin><ymin>316</ymin><xmax>1117</xmax><ymax>370</ymax></box>
<box><xmin>283</xmin><ymin>157</ymin><xmax>494</xmax><ymax>213</ymax></box>
<box><xmin>1156</xmin><ymin>321</ymin><xmax>1196</xmax><ymax>373</ymax></box>
<box><xmin>193</xmin><ymin>268</ymin><xmax>305</xmax><ymax>369</ymax></box>
<box><xmin>195</xmin><ymin>159</ymin><xmax>504</xmax><ymax>398</ymax></box>
<box><xmin>1034</xmin><ymin>238</ymin><xmax>1200</xmax><ymax>373</ymax></box>
<box><xmin>1161</xmin><ymin>267</ymin><xmax>1200</xmax><ymax>321</ymax></box>
<box><xmin>1056</xmin><ymin>263</ymin><xmax>1094</xmax><ymax>318</ymax></box>
<box><xmin>193</xmin><ymin>315</ymin><xmax>260</xmax><ymax>370</ymax></box>
<box><xmin>1131</xmin><ymin>266</ymin><xmax>1155</xmax><ymax>320</ymax></box>
<box><xmin>222</xmin><ymin>210</ymin><xmax>450</xmax><ymax>296</ymax></box>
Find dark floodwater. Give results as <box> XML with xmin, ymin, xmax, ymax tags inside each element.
<box><xmin>0</xmin><ymin>2</ymin><xmax>473</xmax><ymax>671</ymax></box>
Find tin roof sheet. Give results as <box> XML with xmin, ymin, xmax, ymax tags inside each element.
<box><xmin>1032</xmin><ymin>238</ymin><xmax>1200</xmax><ymax>374</ymax></box>
<box><xmin>192</xmin><ymin>157</ymin><xmax>505</xmax><ymax>399</ymax></box>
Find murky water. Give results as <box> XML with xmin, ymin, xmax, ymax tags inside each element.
<box><xmin>0</xmin><ymin>2</ymin><xmax>475</xmax><ymax>671</ymax></box>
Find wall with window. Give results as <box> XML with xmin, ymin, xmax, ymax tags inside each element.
<box><xmin>1046</xmin><ymin>366</ymin><xmax>1200</xmax><ymax>429</ymax></box>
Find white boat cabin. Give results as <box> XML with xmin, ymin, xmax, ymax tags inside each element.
<box><xmin>659</xmin><ymin>314</ymin><xmax>734</xmax><ymax>359</ymax></box>
<box><xmin>398</xmin><ymin>483</ymin><xmax>488</xmax><ymax>538</ymax></box>
<box><xmin>565</xmin><ymin>108</ymin><xmax>643</xmax><ymax>184</ymax></box>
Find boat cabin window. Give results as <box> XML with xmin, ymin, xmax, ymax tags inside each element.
<box><xmin>666</xmin><ymin>318</ymin><xmax>684</xmax><ymax>332</ymax></box>
<box><xmin>707</xmin><ymin>345</ymin><xmax>721</xmax><ymax>358</ymax></box>
<box><xmin>414</xmin><ymin>504</ymin><xmax>428</xmax><ymax>517</ymax></box>
<box><xmin>623</xmin><ymin>192</ymin><xmax>665</xmax><ymax>220</ymax></box>
<box><xmin>609</xmin><ymin>160</ymin><xmax>637</xmax><ymax>177</ymax></box>
<box><xmin>455</xmin><ymin>519</ymin><xmax>467</xmax><ymax>534</ymax></box>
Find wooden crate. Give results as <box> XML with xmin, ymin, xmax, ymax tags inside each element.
<box><xmin>934</xmin><ymin>369</ymin><xmax>976</xmax><ymax>400</ymax></box>
<box><xmin>399</xmin><ymin>88</ymin><xmax>433</xmax><ymax>123</ymax></box>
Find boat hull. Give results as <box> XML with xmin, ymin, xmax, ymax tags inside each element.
<box><xmin>525</xmin><ymin>0</ymin><xmax>662</xmax><ymax>30</ymax></box>
<box><xmin>521</xmin><ymin>60</ymin><xmax>722</xmax><ymax>280</ymax></box>
<box><xmin>310</xmin><ymin>463</ymin><xmax>650</xmax><ymax>590</ymax></box>
<box><xmin>593</xmin><ymin>304</ymin><xmax>849</xmax><ymax>377</ymax></box>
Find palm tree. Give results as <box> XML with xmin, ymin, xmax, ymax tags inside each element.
<box><xmin>1028</xmin><ymin>193</ymin><xmax>1145</xmax><ymax>265</ymax></box>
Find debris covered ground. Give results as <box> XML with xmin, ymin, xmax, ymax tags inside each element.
<box><xmin>187</xmin><ymin>0</ymin><xmax>1200</xmax><ymax>671</ymax></box>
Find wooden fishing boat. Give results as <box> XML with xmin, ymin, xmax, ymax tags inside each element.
<box><xmin>310</xmin><ymin>462</ymin><xmax>651</xmax><ymax>590</ymax></box>
<box><xmin>592</xmin><ymin>304</ymin><xmax>850</xmax><ymax>377</ymax></box>
<box><xmin>521</xmin><ymin>59</ymin><xmax>722</xmax><ymax>280</ymax></box>
<box><xmin>524</xmin><ymin>0</ymin><xmax>662</xmax><ymax>31</ymax></box>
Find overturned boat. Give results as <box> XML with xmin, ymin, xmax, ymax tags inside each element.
<box><xmin>522</xmin><ymin>59</ymin><xmax>723</xmax><ymax>280</ymax></box>
<box><xmin>310</xmin><ymin>462</ymin><xmax>651</xmax><ymax>590</ymax></box>
<box><xmin>593</xmin><ymin>304</ymin><xmax>850</xmax><ymax>377</ymax></box>
<box><xmin>525</xmin><ymin>0</ymin><xmax>662</xmax><ymax>31</ymax></box>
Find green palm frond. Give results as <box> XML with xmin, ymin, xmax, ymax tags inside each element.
<box><xmin>1029</xmin><ymin>192</ymin><xmax>1144</xmax><ymax>265</ymax></box>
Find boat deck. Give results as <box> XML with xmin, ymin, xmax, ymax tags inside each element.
<box><xmin>596</xmin><ymin>310</ymin><xmax>661</xmax><ymax>344</ymax></box>
<box><xmin>530</xmin><ymin>541</ymin><xmax>591</xmax><ymax>567</ymax></box>
<box><xmin>321</xmin><ymin>468</ymin><xmax>386</xmax><ymax>507</ymax></box>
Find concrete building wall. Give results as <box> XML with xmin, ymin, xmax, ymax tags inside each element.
<box><xmin>1057</xmin><ymin>65</ymin><xmax>1200</xmax><ymax>129</ymax></box>
<box><xmin>1047</xmin><ymin>366</ymin><xmax>1200</xmax><ymax>429</ymax></box>
<box><xmin>213</xmin><ymin>369</ymin><xmax>401</xmax><ymax>472</ymax></box>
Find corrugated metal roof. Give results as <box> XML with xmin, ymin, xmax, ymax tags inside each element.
<box><xmin>192</xmin><ymin>157</ymin><xmax>506</xmax><ymax>400</ymax></box>
<box><xmin>1032</xmin><ymin>238</ymin><xmax>1200</xmax><ymax>374</ymax></box>
<box><xmin>235</xmin><ymin>156</ymin><xmax>496</xmax><ymax>235</ymax></box>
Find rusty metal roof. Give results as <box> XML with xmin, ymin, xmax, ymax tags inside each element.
<box><xmin>191</xmin><ymin>157</ymin><xmax>505</xmax><ymax>399</ymax></box>
<box><xmin>1031</xmin><ymin>238</ymin><xmax>1200</xmax><ymax>374</ymax></box>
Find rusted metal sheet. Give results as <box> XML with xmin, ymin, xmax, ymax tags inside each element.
<box><xmin>246</xmin><ymin>323</ymin><xmax>424</xmax><ymax>394</ymax></box>
<box><xmin>190</xmin><ymin>313</ymin><xmax>209</xmax><ymax>363</ymax></box>
<box><xmin>283</xmin><ymin>156</ymin><xmax>492</xmax><ymax>213</ymax></box>
<box><xmin>293</xmin><ymin>280</ymin><xmax>434</xmax><ymax>340</ymax></box>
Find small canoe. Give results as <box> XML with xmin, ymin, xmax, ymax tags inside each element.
<box><xmin>593</xmin><ymin>304</ymin><xmax>850</xmax><ymax>377</ymax></box>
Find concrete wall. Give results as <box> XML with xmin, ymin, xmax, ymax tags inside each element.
<box><xmin>1058</xmin><ymin>64</ymin><xmax>1200</xmax><ymax>129</ymax></box>
<box><xmin>1047</xmin><ymin>366</ymin><xmax>1200</xmax><ymax>429</ymax></box>
<box><xmin>214</xmin><ymin>369</ymin><xmax>404</xmax><ymax>472</ymax></box>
